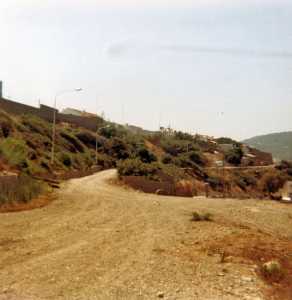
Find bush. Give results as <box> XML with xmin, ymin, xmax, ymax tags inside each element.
<box><xmin>173</xmin><ymin>153</ymin><xmax>204</xmax><ymax>169</ymax></box>
<box><xmin>60</xmin><ymin>131</ymin><xmax>85</xmax><ymax>153</ymax></box>
<box><xmin>207</xmin><ymin>176</ymin><xmax>225</xmax><ymax>190</ymax></box>
<box><xmin>0</xmin><ymin>110</ymin><xmax>14</xmax><ymax>138</ymax></box>
<box><xmin>0</xmin><ymin>137</ymin><xmax>29</xmax><ymax>168</ymax></box>
<box><xmin>0</xmin><ymin>121</ymin><xmax>13</xmax><ymax>138</ymax></box>
<box><xmin>95</xmin><ymin>153</ymin><xmax>115</xmax><ymax>168</ymax></box>
<box><xmin>216</xmin><ymin>137</ymin><xmax>239</xmax><ymax>145</ymax></box>
<box><xmin>235</xmin><ymin>174</ymin><xmax>257</xmax><ymax>190</ymax></box>
<box><xmin>160</xmin><ymin>139</ymin><xmax>186</xmax><ymax>156</ymax></box>
<box><xmin>162</xmin><ymin>154</ymin><xmax>174</xmax><ymax>164</ymax></box>
<box><xmin>260</xmin><ymin>171</ymin><xmax>286</xmax><ymax>194</ymax></box>
<box><xmin>60</xmin><ymin>153</ymin><xmax>72</xmax><ymax>167</ymax></box>
<box><xmin>225</xmin><ymin>147</ymin><xmax>243</xmax><ymax>166</ymax></box>
<box><xmin>117</xmin><ymin>158</ymin><xmax>161</xmax><ymax>179</ymax></box>
<box><xmin>174</xmin><ymin>131</ymin><xmax>193</xmax><ymax>141</ymax></box>
<box><xmin>104</xmin><ymin>137</ymin><xmax>133</xmax><ymax>160</ymax></box>
<box><xmin>21</xmin><ymin>114</ymin><xmax>51</xmax><ymax>137</ymax></box>
<box><xmin>173</xmin><ymin>154</ymin><xmax>194</xmax><ymax>168</ymax></box>
<box><xmin>0</xmin><ymin>174</ymin><xmax>44</xmax><ymax>204</ymax></box>
<box><xmin>137</xmin><ymin>148</ymin><xmax>157</xmax><ymax>163</ymax></box>
<box><xmin>276</xmin><ymin>160</ymin><xmax>292</xmax><ymax>177</ymax></box>
<box><xmin>75</xmin><ymin>131</ymin><xmax>106</xmax><ymax>149</ymax></box>
<box><xmin>191</xmin><ymin>211</ymin><xmax>212</xmax><ymax>222</ymax></box>
<box><xmin>99</xmin><ymin>125</ymin><xmax>120</xmax><ymax>139</ymax></box>
<box><xmin>188</xmin><ymin>151</ymin><xmax>206</xmax><ymax>166</ymax></box>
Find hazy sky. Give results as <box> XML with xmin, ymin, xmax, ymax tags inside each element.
<box><xmin>1</xmin><ymin>0</ymin><xmax>292</xmax><ymax>140</ymax></box>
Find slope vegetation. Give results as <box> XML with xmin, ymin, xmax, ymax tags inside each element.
<box><xmin>0</xmin><ymin>109</ymin><xmax>291</xmax><ymax>207</ymax></box>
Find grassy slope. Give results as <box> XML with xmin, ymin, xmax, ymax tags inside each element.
<box><xmin>243</xmin><ymin>132</ymin><xmax>292</xmax><ymax>161</ymax></box>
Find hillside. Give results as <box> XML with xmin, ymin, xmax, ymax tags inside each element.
<box><xmin>1</xmin><ymin>107</ymin><xmax>291</xmax><ymax>208</ymax></box>
<box><xmin>243</xmin><ymin>132</ymin><xmax>292</xmax><ymax>162</ymax></box>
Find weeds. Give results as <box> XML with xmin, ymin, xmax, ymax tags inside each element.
<box><xmin>191</xmin><ymin>211</ymin><xmax>213</xmax><ymax>222</ymax></box>
<box><xmin>0</xmin><ymin>174</ymin><xmax>45</xmax><ymax>205</ymax></box>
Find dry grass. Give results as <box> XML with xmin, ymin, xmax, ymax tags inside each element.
<box><xmin>0</xmin><ymin>194</ymin><xmax>54</xmax><ymax>213</ymax></box>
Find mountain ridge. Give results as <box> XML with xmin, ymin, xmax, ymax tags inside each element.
<box><xmin>243</xmin><ymin>131</ymin><xmax>292</xmax><ymax>162</ymax></box>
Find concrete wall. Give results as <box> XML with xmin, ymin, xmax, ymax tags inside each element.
<box><xmin>0</xmin><ymin>97</ymin><xmax>103</xmax><ymax>132</ymax></box>
<box><xmin>0</xmin><ymin>97</ymin><xmax>40</xmax><ymax>116</ymax></box>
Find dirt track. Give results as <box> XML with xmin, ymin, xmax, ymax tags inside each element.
<box><xmin>1</xmin><ymin>169</ymin><xmax>292</xmax><ymax>300</ymax></box>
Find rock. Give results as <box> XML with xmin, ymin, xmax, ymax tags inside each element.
<box><xmin>241</xmin><ymin>276</ymin><xmax>253</xmax><ymax>282</ymax></box>
<box><xmin>262</xmin><ymin>261</ymin><xmax>282</xmax><ymax>276</ymax></box>
<box><xmin>157</xmin><ymin>292</ymin><xmax>164</xmax><ymax>298</ymax></box>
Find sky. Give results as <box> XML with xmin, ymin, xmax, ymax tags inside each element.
<box><xmin>0</xmin><ymin>0</ymin><xmax>292</xmax><ymax>140</ymax></box>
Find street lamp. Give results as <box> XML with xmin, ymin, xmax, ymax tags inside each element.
<box><xmin>51</xmin><ymin>88</ymin><xmax>83</xmax><ymax>165</ymax></box>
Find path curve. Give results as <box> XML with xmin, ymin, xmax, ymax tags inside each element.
<box><xmin>1</xmin><ymin>170</ymin><xmax>292</xmax><ymax>300</ymax></box>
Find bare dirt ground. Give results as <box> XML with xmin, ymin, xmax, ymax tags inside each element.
<box><xmin>1</xmin><ymin>169</ymin><xmax>292</xmax><ymax>300</ymax></box>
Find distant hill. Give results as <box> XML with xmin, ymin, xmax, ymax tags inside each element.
<box><xmin>243</xmin><ymin>132</ymin><xmax>292</xmax><ymax>162</ymax></box>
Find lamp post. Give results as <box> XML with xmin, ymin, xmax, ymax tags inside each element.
<box><xmin>51</xmin><ymin>88</ymin><xmax>83</xmax><ymax>165</ymax></box>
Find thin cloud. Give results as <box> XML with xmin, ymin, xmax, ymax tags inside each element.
<box><xmin>105</xmin><ymin>40</ymin><xmax>292</xmax><ymax>60</ymax></box>
<box><xmin>161</xmin><ymin>45</ymin><xmax>292</xmax><ymax>59</ymax></box>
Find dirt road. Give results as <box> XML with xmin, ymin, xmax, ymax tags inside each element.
<box><xmin>1</xmin><ymin>170</ymin><xmax>292</xmax><ymax>300</ymax></box>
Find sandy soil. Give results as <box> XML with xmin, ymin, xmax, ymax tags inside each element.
<box><xmin>1</xmin><ymin>169</ymin><xmax>292</xmax><ymax>300</ymax></box>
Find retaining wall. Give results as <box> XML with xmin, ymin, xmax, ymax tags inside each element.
<box><xmin>0</xmin><ymin>97</ymin><xmax>103</xmax><ymax>132</ymax></box>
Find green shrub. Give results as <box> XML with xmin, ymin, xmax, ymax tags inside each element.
<box><xmin>216</xmin><ymin>137</ymin><xmax>239</xmax><ymax>145</ymax></box>
<box><xmin>0</xmin><ymin>120</ymin><xmax>13</xmax><ymax>138</ymax></box>
<box><xmin>0</xmin><ymin>110</ymin><xmax>14</xmax><ymax>138</ymax></box>
<box><xmin>191</xmin><ymin>211</ymin><xmax>212</xmax><ymax>222</ymax></box>
<box><xmin>235</xmin><ymin>174</ymin><xmax>257</xmax><ymax>190</ymax></box>
<box><xmin>137</xmin><ymin>147</ymin><xmax>157</xmax><ymax>163</ymax></box>
<box><xmin>260</xmin><ymin>171</ymin><xmax>286</xmax><ymax>194</ymax></box>
<box><xmin>207</xmin><ymin>176</ymin><xmax>225</xmax><ymax>190</ymax></box>
<box><xmin>21</xmin><ymin>114</ymin><xmax>51</xmax><ymax>137</ymax></box>
<box><xmin>276</xmin><ymin>160</ymin><xmax>292</xmax><ymax>177</ymax></box>
<box><xmin>0</xmin><ymin>137</ymin><xmax>29</xmax><ymax>168</ymax></box>
<box><xmin>95</xmin><ymin>153</ymin><xmax>115</xmax><ymax>168</ymax></box>
<box><xmin>225</xmin><ymin>147</ymin><xmax>243</xmax><ymax>166</ymax></box>
<box><xmin>173</xmin><ymin>154</ymin><xmax>193</xmax><ymax>168</ymax></box>
<box><xmin>75</xmin><ymin>131</ymin><xmax>105</xmax><ymax>149</ymax></box>
<box><xmin>104</xmin><ymin>137</ymin><xmax>133</xmax><ymax>160</ymax></box>
<box><xmin>162</xmin><ymin>154</ymin><xmax>174</xmax><ymax>164</ymax></box>
<box><xmin>174</xmin><ymin>131</ymin><xmax>193</xmax><ymax>141</ymax></box>
<box><xmin>188</xmin><ymin>151</ymin><xmax>206</xmax><ymax>166</ymax></box>
<box><xmin>99</xmin><ymin>125</ymin><xmax>120</xmax><ymax>139</ymax></box>
<box><xmin>117</xmin><ymin>158</ymin><xmax>160</xmax><ymax>179</ymax></box>
<box><xmin>60</xmin><ymin>152</ymin><xmax>72</xmax><ymax>167</ymax></box>
<box><xmin>60</xmin><ymin>131</ymin><xmax>85</xmax><ymax>153</ymax></box>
